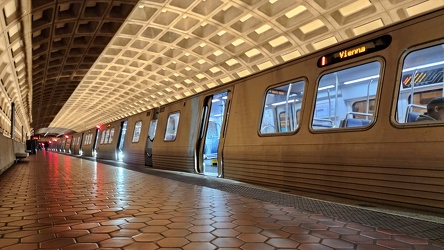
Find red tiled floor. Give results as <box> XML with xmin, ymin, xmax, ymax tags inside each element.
<box><xmin>185</xmin><ymin>232</ymin><xmax>216</xmax><ymax>241</ymax></box>
<box><xmin>212</xmin><ymin>237</ymin><xmax>244</xmax><ymax>248</ymax></box>
<box><xmin>2</xmin><ymin>244</ymin><xmax>39</xmax><ymax>250</ymax></box>
<box><xmin>237</xmin><ymin>233</ymin><xmax>268</xmax><ymax>242</ymax></box>
<box><xmin>156</xmin><ymin>237</ymin><xmax>190</xmax><ymax>247</ymax></box>
<box><xmin>76</xmin><ymin>233</ymin><xmax>110</xmax><ymax>243</ymax></box>
<box><xmin>39</xmin><ymin>238</ymin><xmax>76</xmax><ymax>249</ymax></box>
<box><xmin>20</xmin><ymin>233</ymin><xmax>56</xmax><ymax>243</ymax></box>
<box><xmin>0</xmin><ymin>152</ymin><xmax>443</xmax><ymax>250</ymax></box>
<box><xmin>62</xmin><ymin>243</ymin><xmax>99</xmax><ymax>250</ymax></box>
<box><xmin>0</xmin><ymin>239</ymin><xmax>19</xmax><ymax>248</ymax></box>
<box><xmin>99</xmin><ymin>237</ymin><xmax>134</xmax><ymax>248</ymax></box>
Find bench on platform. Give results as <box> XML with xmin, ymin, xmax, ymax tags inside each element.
<box><xmin>15</xmin><ymin>150</ymin><xmax>30</xmax><ymax>162</ymax></box>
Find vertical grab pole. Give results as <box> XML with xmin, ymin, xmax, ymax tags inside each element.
<box><xmin>409</xmin><ymin>70</ymin><xmax>417</xmax><ymax>105</ymax></box>
<box><xmin>366</xmin><ymin>79</ymin><xmax>374</xmax><ymax>120</ymax></box>
<box><xmin>327</xmin><ymin>89</ymin><xmax>331</xmax><ymax>123</ymax></box>
<box><xmin>285</xmin><ymin>83</ymin><xmax>292</xmax><ymax>131</ymax></box>
<box><xmin>334</xmin><ymin>73</ymin><xmax>339</xmax><ymax>127</ymax></box>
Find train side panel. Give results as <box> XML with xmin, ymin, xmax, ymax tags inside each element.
<box><xmin>81</xmin><ymin>128</ymin><xmax>98</xmax><ymax>157</ymax></box>
<box><xmin>223</xmin><ymin>11</ymin><xmax>444</xmax><ymax>212</ymax></box>
<box><xmin>96</xmin><ymin>119</ymin><xmax>125</xmax><ymax>161</ymax></box>
<box><xmin>71</xmin><ymin>133</ymin><xmax>82</xmax><ymax>155</ymax></box>
<box><xmin>152</xmin><ymin>97</ymin><xmax>200</xmax><ymax>172</ymax></box>
<box><xmin>122</xmin><ymin>111</ymin><xmax>151</xmax><ymax>166</ymax></box>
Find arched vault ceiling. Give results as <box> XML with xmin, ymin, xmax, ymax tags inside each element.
<box><xmin>47</xmin><ymin>0</ymin><xmax>444</xmax><ymax>133</ymax></box>
<box><xmin>31</xmin><ymin>0</ymin><xmax>139</xmax><ymax>135</ymax></box>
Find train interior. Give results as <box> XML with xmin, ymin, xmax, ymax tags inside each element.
<box><xmin>117</xmin><ymin>121</ymin><xmax>128</xmax><ymax>161</ymax></box>
<box><xmin>145</xmin><ymin>118</ymin><xmax>159</xmax><ymax>166</ymax></box>
<box><xmin>260</xmin><ymin>61</ymin><xmax>382</xmax><ymax>133</ymax></box>
<box><xmin>261</xmin><ymin>81</ymin><xmax>305</xmax><ymax>133</ymax></box>
<box><xmin>397</xmin><ymin>43</ymin><xmax>444</xmax><ymax>122</ymax></box>
<box><xmin>201</xmin><ymin>91</ymin><xmax>228</xmax><ymax>176</ymax></box>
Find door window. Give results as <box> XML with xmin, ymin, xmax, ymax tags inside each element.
<box><xmin>148</xmin><ymin>119</ymin><xmax>158</xmax><ymax>139</ymax></box>
<box><xmin>108</xmin><ymin>128</ymin><xmax>115</xmax><ymax>144</ymax></box>
<box><xmin>164</xmin><ymin>112</ymin><xmax>180</xmax><ymax>141</ymax></box>
<box><xmin>132</xmin><ymin>121</ymin><xmax>143</xmax><ymax>142</ymax></box>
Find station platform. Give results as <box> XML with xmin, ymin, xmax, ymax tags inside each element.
<box><xmin>1</xmin><ymin>151</ymin><xmax>444</xmax><ymax>250</ymax></box>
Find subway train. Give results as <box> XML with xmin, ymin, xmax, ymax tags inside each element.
<box><xmin>50</xmin><ymin>8</ymin><xmax>444</xmax><ymax>213</ymax></box>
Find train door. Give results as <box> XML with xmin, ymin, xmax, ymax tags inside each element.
<box><xmin>79</xmin><ymin>133</ymin><xmax>84</xmax><ymax>155</ymax></box>
<box><xmin>65</xmin><ymin>137</ymin><xmax>72</xmax><ymax>153</ymax></box>
<box><xmin>196</xmin><ymin>90</ymin><xmax>232</xmax><ymax>177</ymax></box>
<box><xmin>92</xmin><ymin>128</ymin><xmax>99</xmax><ymax>157</ymax></box>
<box><xmin>145</xmin><ymin>109</ymin><xmax>159</xmax><ymax>166</ymax></box>
<box><xmin>117</xmin><ymin>121</ymin><xmax>128</xmax><ymax>161</ymax></box>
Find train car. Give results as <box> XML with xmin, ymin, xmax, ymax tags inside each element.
<box><xmin>152</xmin><ymin>88</ymin><xmax>232</xmax><ymax>175</ymax></box>
<box><xmin>57</xmin><ymin>137</ymin><xmax>66</xmax><ymax>152</ymax></box>
<box><xmin>81</xmin><ymin>128</ymin><xmax>99</xmax><ymax>157</ymax></box>
<box><xmin>63</xmin><ymin>136</ymin><xmax>72</xmax><ymax>153</ymax></box>
<box><xmin>144</xmin><ymin>108</ymin><xmax>159</xmax><ymax>167</ymax></box>
<box><xmin>95</xmin><ymin>119</ymin><xmax>127</xmax><ymax>161</ymax></box>
<box><xmin>48</xmin><ymin>139</ymin><xmax>58</xmax><ymax>151</ymax></box>
<box><xmin>70</xmin><ymin>9</ymin><xmax>443</xmax><ymax>212</ymax></box>
<box><xmin>121</xmin><ymin>110</ymin><xmax>151</xmax><ymax>165</ymax></box>
<box><xmin>70</xmin><ymin>133</ymin><xmax>83</xmax><ymax>155</ymax></box>
<box><xmin>152</xmin><ymin>97</ymin><xmax>199</xmax><ymax>172</ymax></box>
<box><xmin>147</xmin><ymin>9</ymin><xmax>444</xmax><ymax>212</ymax></box>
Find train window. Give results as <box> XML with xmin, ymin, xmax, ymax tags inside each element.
<box><xmin>312</xmin><ymin>61</ymin><xmax>381</xmax><ymax>130</ymax></box>
<box><xmin>396</xmin><ymin>43</ymin><xmax>444</xmax><ymax>123</ymax></box>
<box><xmin>260</xmin><ymin>80</ymin><xmax>305</xmax><ymax>134</ymax></box>
<box><xmin>148</xmin><ymin>119</ymin><xmax>158</xmax><ymax>139</ymax></box>
<box><xmin>164</xmin><ymin>112</ymin><xmax>180</xmax><ymax>141</ymax></box>
<box><xmin>108</xmin><ymin>128</ymin><xmax>115</xmax><ymax>144</ymax></box>
<box><xmin>100</xmin><ymin>130</ymin><xmax>106</xmax><ymax>144</ymax></box>
<box><xmin>104</xmin><ymin>129</ymin><xmax>111</xmax><ymax>144</ymax></box>
<box><xmin>132</xmin><ymin>121</ymin><xmax>142</xmax><ymax>143</ymax></box>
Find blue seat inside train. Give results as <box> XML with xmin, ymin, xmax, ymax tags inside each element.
<box><xmin>344</xmin><ymin>118</ymin><xmax>371</xmax><ymax>127</ymax></box>
<box><xmin>406</xmin><ymin>111</ymin><xmax>421</xmax><ymax>122</ymax></box>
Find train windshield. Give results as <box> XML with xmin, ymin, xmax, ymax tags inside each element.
<box><xmin>312</xmin><ymin>61</ymin><xmax>381</xmax><ymax>129</ymax></box>
<box><xmin>396</xmin><ymin>43</ymin><xmax>444</xmax><ymax>123</ymax></box>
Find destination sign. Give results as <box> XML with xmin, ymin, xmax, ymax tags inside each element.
<box><xmin>318</xmin><ymin>35</ymin><xmax>391</xmax><ymax>67</ymax></box>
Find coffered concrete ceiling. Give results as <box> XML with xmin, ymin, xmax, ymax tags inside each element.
<box><xmin>0</xmin><ymin>0</ymin><xmax>442</xmax><ymax>137</ymax></box>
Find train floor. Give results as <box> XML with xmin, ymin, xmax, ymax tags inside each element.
<box><xmin>1</xmin><ymin>151</ymin><xmax>444</xmax><ymax>250</ymax></box>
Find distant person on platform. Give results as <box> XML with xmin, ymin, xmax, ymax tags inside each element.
<box><xmin>416</xmin><ymin>97</ymin><xmax>444</xmax><ymax>122</ymax></box>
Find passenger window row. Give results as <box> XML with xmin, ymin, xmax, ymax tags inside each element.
<box><xmin>259</xmin><ymin>42</ymin><xmax>444</xmax><ymax>135</ymax></box>
<box><xmin>100</xmin><ymin>128</ymin><xmax>115</xmax><ymax>144</ymax></box>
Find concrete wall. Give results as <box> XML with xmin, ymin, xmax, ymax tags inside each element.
<box><xmin>0</xmin><ymin>134</ymin><xmax>26</xmax><ymax>174</ymax></box>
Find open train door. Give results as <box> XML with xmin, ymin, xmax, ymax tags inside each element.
<box><xmin>196</xmin><ymin>90</ymin><xmax>232</xmax><ymax>177</ymax></box>
<box><xmin>116</xmin><ymin>121</ymin><xmax>128</xmax><ymax>161</ymax></box>
<box><xmin>145</xmin><ymin>108</ymin><xmax>159</xmax><ymax>166</ymax></box>
<box><xmin>92</xmin><ymin>128</ymin><xmax>99</xmax><ymax>157</ymax></box>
